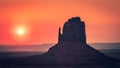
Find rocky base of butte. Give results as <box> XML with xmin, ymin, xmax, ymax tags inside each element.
<box><xmin>1</xmin><ymin>17</ymin><xmax>120</xmax><ymax>68</ymax></box>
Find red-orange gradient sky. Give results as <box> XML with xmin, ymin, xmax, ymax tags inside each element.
<box><xmin>0</xmin><ymin>0</ymin><xmax>120</xmax><ymax>45</ymax></box>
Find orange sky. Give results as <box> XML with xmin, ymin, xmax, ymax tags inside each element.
<box><xmin>0</xmin><ymin>0</ymin><xmax>120</xmax><ymax>45</ymax></box>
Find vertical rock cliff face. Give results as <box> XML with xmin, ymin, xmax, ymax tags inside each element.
<box><xmin>58</xmin><ymin>17</ymin><xmax>86</xmax><ymax>43</ymax></box>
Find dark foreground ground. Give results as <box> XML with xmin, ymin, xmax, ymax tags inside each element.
<box><xmin>1</xmin><ymin>49</ymin><xmax>120</xmax><ymax>60</ymax></box>
<box><xmin>1</xmin><ymin>64</ymin><xmax>120</xmax><ymax>68</ymax></box>
<box><xmin>0</xmin><ymin>49</ymin><xmax>120</xmax><ymax>68</ymax></box>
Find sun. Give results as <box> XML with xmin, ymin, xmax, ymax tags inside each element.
<box><xmin>16</xmin><ymin>27</ymin><xmax>25</xmax><ymax>36</ymax></box>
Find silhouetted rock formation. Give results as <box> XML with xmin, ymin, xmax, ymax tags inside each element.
<box><xmin>41</xmin><ymin>17</ymin><xmax>120</xmax><ymax>67</ymax></box>
<box><xmin>58</xmin><ymin>17</ymin><xmax>86</xmax><ymax>43</ymax></box>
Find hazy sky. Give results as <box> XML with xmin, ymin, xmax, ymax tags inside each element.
<box><xmin>0</xmin><ymin>0</ymin><xmax>120</xmax><ymax>45</ymax></box>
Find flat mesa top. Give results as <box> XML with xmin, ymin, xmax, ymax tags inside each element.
<box><xmin>68</xmin><ymin>17</ymin><xmax>81</xmax><ymax>22</ymax></box>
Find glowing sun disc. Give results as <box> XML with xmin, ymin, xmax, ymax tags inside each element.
<box><xmin>16</xmin><ymin>27</ymin><xmax>25</xmax><ymax>35</ymax></box>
